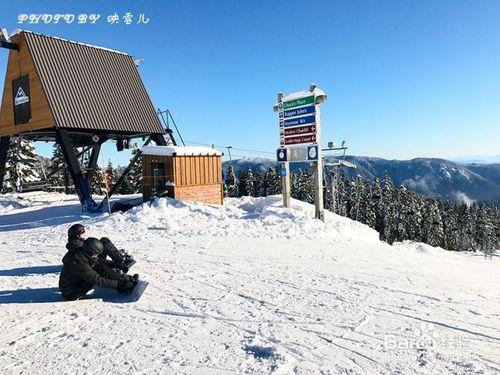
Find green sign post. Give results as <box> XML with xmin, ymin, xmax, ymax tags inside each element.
<box><xmin>278</xmin><ymin>95</ymin><xmax>315</xmax><ymax>111</ymax></box>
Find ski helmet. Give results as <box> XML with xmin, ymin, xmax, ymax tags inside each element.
<box><xmin>83</xmin><ymin>237</ymin><xmax>104</xmax><ymax>257</ymax></box>
<box><xmin>68</xmin><ymin>224</ymin><xmax>85</xmax><ymax>239</ymax></box>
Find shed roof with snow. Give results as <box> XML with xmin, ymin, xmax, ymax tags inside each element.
<box><xmin>141</xmin><ymin>145</ymin><xmax>223</xmax><ymax>156</ymax></box>
<box><xmin>0</xmin><ymin>30</ymin><xmax>165</xmax><ymax>137</ymax></box>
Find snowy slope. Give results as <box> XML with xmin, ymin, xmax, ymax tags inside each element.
<box><xmin>0</xmin><ymin>193</ymin><xmax>499</xmax><ymax>374</ymax></box>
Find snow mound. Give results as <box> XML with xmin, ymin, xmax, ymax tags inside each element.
<box><xmin>102</xmin><ymin>195</ymin><xmax>380</xmax><ymax>244</ymax></box>
<box><xmin>0</xmin><ymin>194</ymin><xmax>30</xmax><ymax>213</ymax></box>
<box><xmin>0</xmin><ymin>191</ymin><xmax>76</xmax><ymax>209</ymax></box>
<box><xmin>393</xmin><ymin>240</ymin><xmax>444</xmax><ymax>255</ymax></box>
<box><xmin>0</xmin><ymin>192</ymin><xmax>79</xmax><ymax>214</ymax></box>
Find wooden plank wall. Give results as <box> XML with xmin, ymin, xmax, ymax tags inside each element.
<box><xmin>174</xmin><ymin>155</ymin><xmax>222</xmax><ymax>186</ymax></box>
<box><xmin>0</xmin><ymin>33</ymin><xmax>55</xmax><ymax>137</ymax></box>
<box><xmin>142</xmin><ymin>154</ymin><xmax>223</xmax><ymax>204</ymax></box>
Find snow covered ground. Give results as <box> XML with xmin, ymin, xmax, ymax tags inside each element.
<box><xmin>0</xmin><ymin>192</ymin><xmax>499</xmax><ymax>374</ymax></box>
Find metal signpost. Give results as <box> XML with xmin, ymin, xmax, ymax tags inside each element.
<box><xmin>274</xmin><ymin>85</ymin><xmax>327</xmax><ymax>221</ymax></box>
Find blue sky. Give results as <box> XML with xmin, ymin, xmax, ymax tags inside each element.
<box><xmin>1</xmin><ymin>0</ymin><xmax>499</xmax><ymax>165</ymax></box>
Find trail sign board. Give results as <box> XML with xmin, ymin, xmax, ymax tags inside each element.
<box><xmin>274</xmin><ymin>85</ymin><xmax>327</xmax><ymax>221</ymax></box>
<box><xmin>284</xmin><ymin>134</ymin><xmax>316</xmax><ymax>146</ymax></box>
<box><xmin>278</xmin><ymin>95</ymin><xmax>315</xmax><ymax>111</ymax></box>
<box><xmin>278</xmin><ymin>94</ymin><xmax>318</xmax><ymax>147</ymax></box>
<box><xmin>281</xmin><ymin>114</ymin><xmax>316</xmax><ymax>128</ymax></box>
<box><xmin>283</xmin><ymin>124</ymin><xmax>316</xmax><ymax>137</ymax></box>
<box><xmin>282</xmin><ymin>105</ymin><xmax>315</xmax><ymax>118</ymax></box>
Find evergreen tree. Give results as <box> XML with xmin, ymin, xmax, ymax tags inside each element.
<box><xmin>475</xmin><ymin>204</ymin><xmax>497</xmax><ymax>255</ymax></box>
<box><xmin>324</xmin><ymin>167</ymin><xmax>334</xmax><ymax>212</ymax></box>
<box><xmin>421</xmin><ymin>199</ymin><xmax>445</xmax><ymax>248</ymax></box>
<box><xmin>264</xmin><ymin>167</ymin><xmax>281</xmax><ymax>196</ymax></box>
<box><xmin>225</xmin><ymin>164</ymin><xmax>239</xmax><ymax>197</ymax></box>
<box><xmin>120</xmin><ymin>147</ymin><xmax>143</xmax><ymax>194</ymax></box>
<box><xmin>90</xmin><ymin>164</ymin><xmax>107</xmax><ymax>195</ymax></box>
<box><xmin>292</xmin><ymin>168</ymin><xmax>314</xmax><ymax>204</ymax></box>
<box><xmin>364</xmin><ymin>178</ymin><xmax>377</xmax><ymax>229</ymax></box>
<box><xmin>2</xmin><ymin>138</ymin><xmax>40</xmax><ymax>193</ymax></box>
<box><xmin>252</xmin><ymin>170</ymin><xmax>265</xmax><ymax>197</ymax></box>
<box><xmin>455</xmin><ymin>203</ymin><xmax>476</xmax><ymax>251</ymax></box>
<box><xmin>381</xmin><ymin>172</ymin><xmax>397</xmax><ymax>243</ymax></box>
<box><xmin>238</xmin><ymin>167</ymin><xmax>255</xmax><ymax>197</ymax></box>
<box><xmin>405</xmin><ymin>190</ymin><xmax>423</xmax><ymax>242</ymax></box>
<box><xmin>392</xmin><ymin>186</ymin><xmax>409</xmax><ymax>242</ymax></box>
<box><xmin>47</xmin><ymin>143</ymin><xmax>70</xmax><ymax>193</ymax></box>
<box><xmin>372</xmin><ymin>177</ymin><xmax>384</xmax><ymax>233</ymax></box>
<box><xmin>441</xmin><ymin>201</ymin><xmax>460</xmax><ymax>250</ymax></box>
<box><xmin>494</xmin><ymin>206</ymin><xmax>500</xmax><ymax>250</ymax></box>
<box><xmin>336</xmin><ymin>170</ymin><xmax>350</xmax><ymax>217</ymax></box>
<box><xmin>104</xmin><ymin>160</ymin><xmax>118</xmax><ymax>195</ymax></box>
<box><xmin>116</xmin><ymin>169</ymin><xmax>133</xmax><ymax>195</ymax></box>
<box><xmin>350</xmin><ymin>176</ymin><xmax>367</xmax><ymax>223</ymax></box>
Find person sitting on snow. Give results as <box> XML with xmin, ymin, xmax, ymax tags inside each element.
<box><xmin>66</xmin><ymin>224</ymin><xmax>134</xmax><ymax>273</ymax></box>
<box><xmin>59</xmin><ymin>237</ymin><xmax>138</xmax><ymax>301</ymax></box>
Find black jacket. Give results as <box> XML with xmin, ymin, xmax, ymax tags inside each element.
<box><xmin>59</xmin><ymin>240</ymin><xmax>122</xmax><ymax>298</ymax></box>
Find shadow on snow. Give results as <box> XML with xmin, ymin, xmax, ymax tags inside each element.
<box><xmin>0</xmin><ymin>264</ymin><xmax>62</xmax><ymax>277</ymax></box>
<box><xmin>0</xmin><ymin>287</ymin><xmax>64</xmax><ymax>304</ymax></box>
<box><xmin>0</xmin><ymin>286</ymin><xmax>134</xmax><ymax>304</ymax></box>
<box><xmin>0</xmin><ymin>203</ymin><xmax>84</xmax><ymax>232</ymax></box>
<box><xmin>0</xmin><ymin>265</ymin><xmax>132</xmax><ymax>304</ymax></box>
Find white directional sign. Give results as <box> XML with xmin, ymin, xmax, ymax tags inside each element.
<box><xmin>274</xmin><ymin>85</ymin><xmax>327</xmax><ymax>221</ymax></box>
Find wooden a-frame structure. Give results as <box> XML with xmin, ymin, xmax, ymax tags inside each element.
<box><xmin>0</xmin><ymin>30</ymin><xmax>175</xmax><ymax>212</ymax></box>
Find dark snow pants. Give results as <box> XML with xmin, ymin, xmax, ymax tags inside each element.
<box><xmin>62</xmin><ymin>262</ymin><xmax>124</xmax><ymax>301</ymax></box>
<box><xmin>63</xmin><ymin>282</ymin><xmax>94</xmax><ymax>301</ymax></box>
<box><xmin>99</xmin><ymin>237</ymin><xmax>124</xmax><ymax>266</ymax></box>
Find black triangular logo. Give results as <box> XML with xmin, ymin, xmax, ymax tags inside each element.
<box><xmin>16</xmin><ymin>87</ymin><xmax>27</xmax><ymax>99</ymax></box>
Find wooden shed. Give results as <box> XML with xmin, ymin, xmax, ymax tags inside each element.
<box><xmin>141</xmin><ymin>146</ymin><xmax>223</xmax><ymax>205</ymax></box>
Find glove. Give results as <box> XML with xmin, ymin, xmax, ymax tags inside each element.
<box><xmin>117</xmin><ymin>279</ymin><xmax>136</xmax><ymax>295</ymax></box>
<box><xmin>117</xmin><ymin>264</ymin><xmax>129</xmax><ymax>273</ymax></box>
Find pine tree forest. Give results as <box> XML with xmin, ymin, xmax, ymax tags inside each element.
<box><xmin>224</xmin><ymin>165</ymin><xmax>500</xmax><ymax>255</ymax></box>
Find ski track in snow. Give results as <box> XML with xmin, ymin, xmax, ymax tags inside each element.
<box><xmin>0</xmin><ymin>192</ymin><xmax>499</xmax><ymax>374</ymax></box>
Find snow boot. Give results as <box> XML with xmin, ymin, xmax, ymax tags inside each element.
<box><xmin>100</xmin><ymin>237</ymin><xmax>136</xmax><ymax>270</ymax></box>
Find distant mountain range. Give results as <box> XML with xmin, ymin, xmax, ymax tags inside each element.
<box><xmin>450</xmin><ymin>155</ymin><xmax>500</xmax><ymax>165</ymax></box>
<box><xmin>224</xmin><ymin>156</ymin><xmax>500</xmax><ymax>204</ymax></box>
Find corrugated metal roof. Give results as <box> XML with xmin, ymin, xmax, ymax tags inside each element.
<box><xmin>23</xmin><ymin>31</ymin><xmax>165</xmax><ymax>135</ymax></box>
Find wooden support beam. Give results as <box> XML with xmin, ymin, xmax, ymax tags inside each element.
<box><xmin>151</xmin><ymin>133</ymin><xmax>167</xmax><ymax>146</ymax></box>
<box><xmin>56</xmin><ymin>129</ymin><xmax>97</xmax><ymax>212</ymax></box>
<box><xmin>85</xmin><ymin>143</ymin><xmax>101</xmax><ymax>181</ymax></box>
